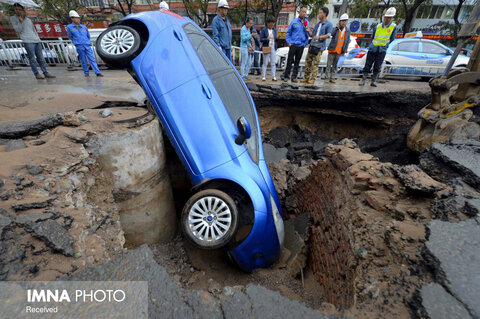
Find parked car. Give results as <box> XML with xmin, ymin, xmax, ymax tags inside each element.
<box><xmin>275</xmin><ymin>35</ymin><xmax>365</xmax><ymax>70</ymax></box>
<box><xmin>384</xmin><ymin>38</ymin><xmax>470</xmax><ymax>77</ymax></box>
<box><xmin>95</xmin><ymin>10</ymin><xmax>285</xmax><ymax>272</ymax></box>
<box><xmin>0</xmin><ymin>40</ymin><xmax>59</xmax><ymax>65</ymax></box>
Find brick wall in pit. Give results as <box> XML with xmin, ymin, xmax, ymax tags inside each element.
<box><xmin>294</xmin><ymin>160</ymin><xmax>356</xmax><ymax>309</ymax></box>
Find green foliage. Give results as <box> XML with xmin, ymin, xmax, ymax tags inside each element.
<box><xmin>182</xmin><ymin>0</ymin><xmax>210</xmax><ymax>27</ymax></box>
<box><xmin>295</xmin><ymin>0</ymin><xmax>329</xmax><ymax>19</ymax></box>
<box><xmin>41</xmin><ymin>0</ymin><xmax>83</xmax><ymax>25</ymax></box>
<box><xmin>0</xmin><ymin>4</ymin><xmax>15</xmax><ymax>16</ymax></box>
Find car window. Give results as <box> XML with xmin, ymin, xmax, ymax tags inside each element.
<box><xmin>183</xmin><ymin>23</ymin><xmax>259</xmax><ymax>163</ymax></box>
<box><xmin>183</xmin><ymin>23</ymin><xmax>230</xmax><ymax>74</ymax></box>
<box><xmin>395</xmin><ymin>41</ymin><xmax>419</xmax><ymax>52</ymax></box>
<box><xmin>422</xmin><ymin>42</ymin><xmax>447</xmax><ymax>54</ymax></box>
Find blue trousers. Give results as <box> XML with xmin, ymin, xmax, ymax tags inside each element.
<box><xmin>362</xmin><ymin>50</ymin><xmax>386</xmax><ymax>75</ymax></box>
<box><xmin>221</xmin><ymin>48</ymin><xmax>232</xmax><ymax>62</ymax></box>
<box><xmin>23</xmin><ymin>42</ymin><xmax>47</xmax><ymax>76</ymax></box>
<box><xmin>76</xmin><ymin>44</ymin><xmax>100</xmax><ymax>75</ymax></box>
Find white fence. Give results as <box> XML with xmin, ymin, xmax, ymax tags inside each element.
<box><xmin>0</xmin><ymin>38</ymin><xmax>101</xmax><ymax>67</ymax></box>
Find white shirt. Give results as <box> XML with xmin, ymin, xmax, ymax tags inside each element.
<box><xmin>268</xmin><ymin>29</ymin><xmax>274</xmax><ymax>47</ymax></box>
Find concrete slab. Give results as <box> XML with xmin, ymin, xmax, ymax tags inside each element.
<box><xmin>68</xmin><ymin>245</ymin><xmax>330</xmax><ymax>319</ymax></box>
<box><xmin>425</xmin><ymin>219</ymin><xmax>480</xmax><ymax>318</ymax></box>
<box><xmin>0</xmin><ymin>67</ymin><xmax>145</xmax><ymax>123</ymax></box>
<box><xmin>420</xmin><ymin>283</ymin><xmax>472</xmax><ymax>319</ymax></box>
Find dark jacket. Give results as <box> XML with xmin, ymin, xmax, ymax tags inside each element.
<box><xmin>327</xmin><ymin>27</ymin><xmax>351</xmax><ymax>54</ymax></box>
<box><xmin>260</xmin><ymin>26</ymin><xmax>278</xmax><ymax>50</ymax></box>
<box><xmin>310</xmin><ymin>20</ymin><xmax>333</xmax><ymax>51</ymax></box>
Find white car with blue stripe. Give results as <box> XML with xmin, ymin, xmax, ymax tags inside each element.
<box><xmin>384</xmin><ymin>35</ymin><xmax>470</xmax><ymax>77</ymax></box>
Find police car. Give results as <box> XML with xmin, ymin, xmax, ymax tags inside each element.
<box><xmin>383</xmin><ymin>32</ymin><xmax>470</xmax><ymax>77</ymax></box>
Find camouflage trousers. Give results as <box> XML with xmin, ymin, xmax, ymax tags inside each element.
<box><xmin>303</xmin><ymin>50</ymin><xmax>322</xmax><ymax>81</ymax></box>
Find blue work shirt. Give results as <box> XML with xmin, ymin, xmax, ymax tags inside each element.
<box><xmin>66</xmin><ymin>23</ymin><xmax>91</xmax><ymax>46</ymax></box>
<box><xmin>211</xmin><ymin>14</ymin><xmax>232</xmax><ymax>50</ymax></box>
<box><xmin>368</xmin><ymin>22</ymin><xmax>397</xmax><ymax>53</ymax></box>
<box><xmin>286</xmin><ymin>17</ymin><xmax>309</xmax><ymax>47</ymax></box>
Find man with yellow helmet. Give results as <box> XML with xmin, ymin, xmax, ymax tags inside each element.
<box><xmin>359</xmin><ymin>7</ymin><xmax>397</xmax><ymax>87</ymax></box>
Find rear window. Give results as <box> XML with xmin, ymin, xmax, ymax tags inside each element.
<box><xmin>183</xmin><ymin>23</ymin><xmax>259</xmax><ymax>163</ymax></box>
<box><xmin>395</xmin><ymin>41</ymin><xmax>419</xmax><ymax>52</ymax></box>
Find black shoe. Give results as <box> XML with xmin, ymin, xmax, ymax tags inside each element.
<box><xmin>96</xmin><ymin>73</ymin><xmax>104</xmax><ymax>77</ymax></box>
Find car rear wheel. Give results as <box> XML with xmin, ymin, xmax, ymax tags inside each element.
<box><xmin>96</xmin><ymin>25</ymin><xmax>142</xmax><ymax>69</ymax></box>
<box><xmin>182</xmin><ymin>189</ymin><xmax>238</xmax><ymax>250</ymax></box>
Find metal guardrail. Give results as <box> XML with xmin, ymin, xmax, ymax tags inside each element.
<box><xmin>1</xmin><ymin>41</ymin><xmax>455</xmax><ymax>80</ymax></box>
<box><xmin>0</xmin><ymin>38</ymin><xmax>102</xmax><ymax>68</ymax></box>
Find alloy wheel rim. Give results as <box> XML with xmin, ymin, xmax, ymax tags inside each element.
<box><xmin>101</xmin><ymin>29</ymin><xmax>135</xmax><ymax>55</ymax></box>
<box><xmin>187</xmin><ymin>196</ymin><xmax>232</xmax><ymax>242</ymax></box>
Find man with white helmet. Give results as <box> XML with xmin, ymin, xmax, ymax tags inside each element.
<box><xmin>159</xmin><ymin>1</ymin><xmax>169</xmax><ymax>10</ymax></box>
<box><xmin>325</xmin><ymin>13</ymin><xmax>350</xmax><ymax>83</ymax></box>
<box><xmin>359</xmin><ymin>7</ymin><xmax>397</xmax><ymax>87</ymax></box>
<box><xmin>66</xmin><ymin>10</ymin><xmax>103</xmax><ymax>77</ymax></box>
<box><xmin>211</xmin><ymin>0</ymin><xmax>232</xmax><ymax>61</ymax></box>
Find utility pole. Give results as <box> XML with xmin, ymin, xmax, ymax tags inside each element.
<box><xmin>339</xmin><ymin>0</ymin><xmax>348</xmax><ymax>16</ymax></box>
<box><xmin>245</xmin><ymin>0</ymin><xmax>248</xmax><ymax>22</ymax></box>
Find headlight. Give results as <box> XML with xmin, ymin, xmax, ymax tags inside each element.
<box><xmin>270</xmin><ymin>194</ymin><xmax>284</xmax><ymax>247</ymax></box>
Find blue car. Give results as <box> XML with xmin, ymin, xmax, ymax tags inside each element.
<box><xmin>95</xmin><ymin>10</ymin><xmax>284</xmax><ymax>272</ymax></box>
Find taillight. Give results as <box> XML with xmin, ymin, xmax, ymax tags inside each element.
<box><xmin>354</xmin><ymin>50</ymin><xmax>366</xmax><ymax>58</ymax></box>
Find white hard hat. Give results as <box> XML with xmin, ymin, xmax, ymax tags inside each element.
<box><xmin>218</xmin><ymin>0</ymin><xmax>229</xmax><ymax>9</ymax></box>
<box><xmin>69</xmin><ymin>10</ymin><xmax>80</xmax><ymax>18</ymax></box>
<box><xmin>384</xmin><ymin>7</ymin><xmax>396</xmax><ymax>17</ymax></box>
<box><xmin>159</xmin><ymin>1</ymin><xmax>169</xmax><ymax>10</ymax></box>
<box><xmin>339</xmin><ymin>13</ymin><xmax>349</xmax><ymax>20</ymax></box>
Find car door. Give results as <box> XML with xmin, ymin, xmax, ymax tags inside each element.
<box><xmin>420</xmin><ymin>40</ymin><xmax>450</xmax><ymax>67</ymax></box>
<box><xmin>388</xmin><ymin>40</ymin><xmax>420</xmax><ymax>66</ymax></box>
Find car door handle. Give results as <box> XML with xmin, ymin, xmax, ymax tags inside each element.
<box><xmin>201</xmin><ymin>83</ymin><xmax>212</xmax><ymax>99</ymax></box>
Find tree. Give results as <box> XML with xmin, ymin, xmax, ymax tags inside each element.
<box><xmin>182</xmin><ymin>0</ymin><xmax>211</xmax><ymax>28</ymax></box>
<box><xmin>106</xmin><ymin>0</ymin><xmax>136</xmax><ymax>17</ymax></box>
<box><xmin>41</xmin><ymin>0</ymin><xmax>83</xmax><ymax>25</ymax></box>
<box><xmin>399</xmin><ymin>0</ymin><xmax>428</xmax><ymax>35</ymax></box>
<box><xmin>295</xmin><ymin>0</ymin><xmax>328</xmax><ymax>19</ymax></box>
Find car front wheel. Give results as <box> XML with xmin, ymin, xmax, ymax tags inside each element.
<box><xmin>96</xmin><ymin>25</ymin><xmax>142</xmax><ymax>69</ymax></box>
<box><xmin>182</xmin><ymin>189</ymin><xmax>238</xmax><ymax>250</ymax></box>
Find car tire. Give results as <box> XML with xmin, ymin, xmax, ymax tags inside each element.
<box><xmin>280</xmin><ymin>58</ymin><xmax>286</xmax><ymax>69</ymax></box>
<box><xmin>181</xmin><ymin>189</ymin><xmax>238</xmax><ymax>250</ymax></box>
<box><xmin>96</xmin><ymin>25</ymin><xmax>142</xmax><ymax>69</ymax></box>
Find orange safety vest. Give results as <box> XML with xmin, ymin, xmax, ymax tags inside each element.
<box><xmin>328</xmin><ymin>29</ymin><xmax>345</xmax><ymax>54</ymax></box>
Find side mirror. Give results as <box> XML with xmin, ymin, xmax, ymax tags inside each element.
<box><xmin>235</xmin><ymin>116</ymin><xmax>251</xmax><ymax>145</ymax></box>
<box><xmin>446</xmin><ymin>50</ymin><xmax>452</xmax><ymax>56</ymax></box>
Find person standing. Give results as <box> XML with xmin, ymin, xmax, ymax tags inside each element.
<box><xmin>249</xmin><ymin>27</ymin><xmax>261</xmax><ymax>76</ymax></box>
<box><xmin>211</xmin><ymin>0</ymin><xmax>232</xmax><ymax>62</ymax></box>
<box><xmin>359</xmin><ymin>7</ymin><xmax>397</xmax><ymax>87</ymax></box>
<box><xmin>66</xmin><ymin>10</ymin><xmax>103</xmax><ymax>77</ymax></box>
<box><xmin>10</xmin><ymin>3</ymin><xmax>55</xmax><ymax>79</ymax></box>
<box><xmin>325</xmin><ymin>14</ymin><xmax>350</xmax><ymax>83</ymax></box>
<box><xmin>260</xmin><ymin>16</ymin><xmax>278</xmax><ymax>81</ymax></box>
<box><xmin>240</xmin><ymin>17</ymin><xmax>254</xmax><ymax>80</ymax></box>
<box><xmin>281</xmin><ymin>6</ymin><xmax>309</xmax><ymax>83</ymax></box>
<box><xmin>301</xmin><ymin>7</ymin><xmax>332</xmax><ymax>85</ymax></box>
